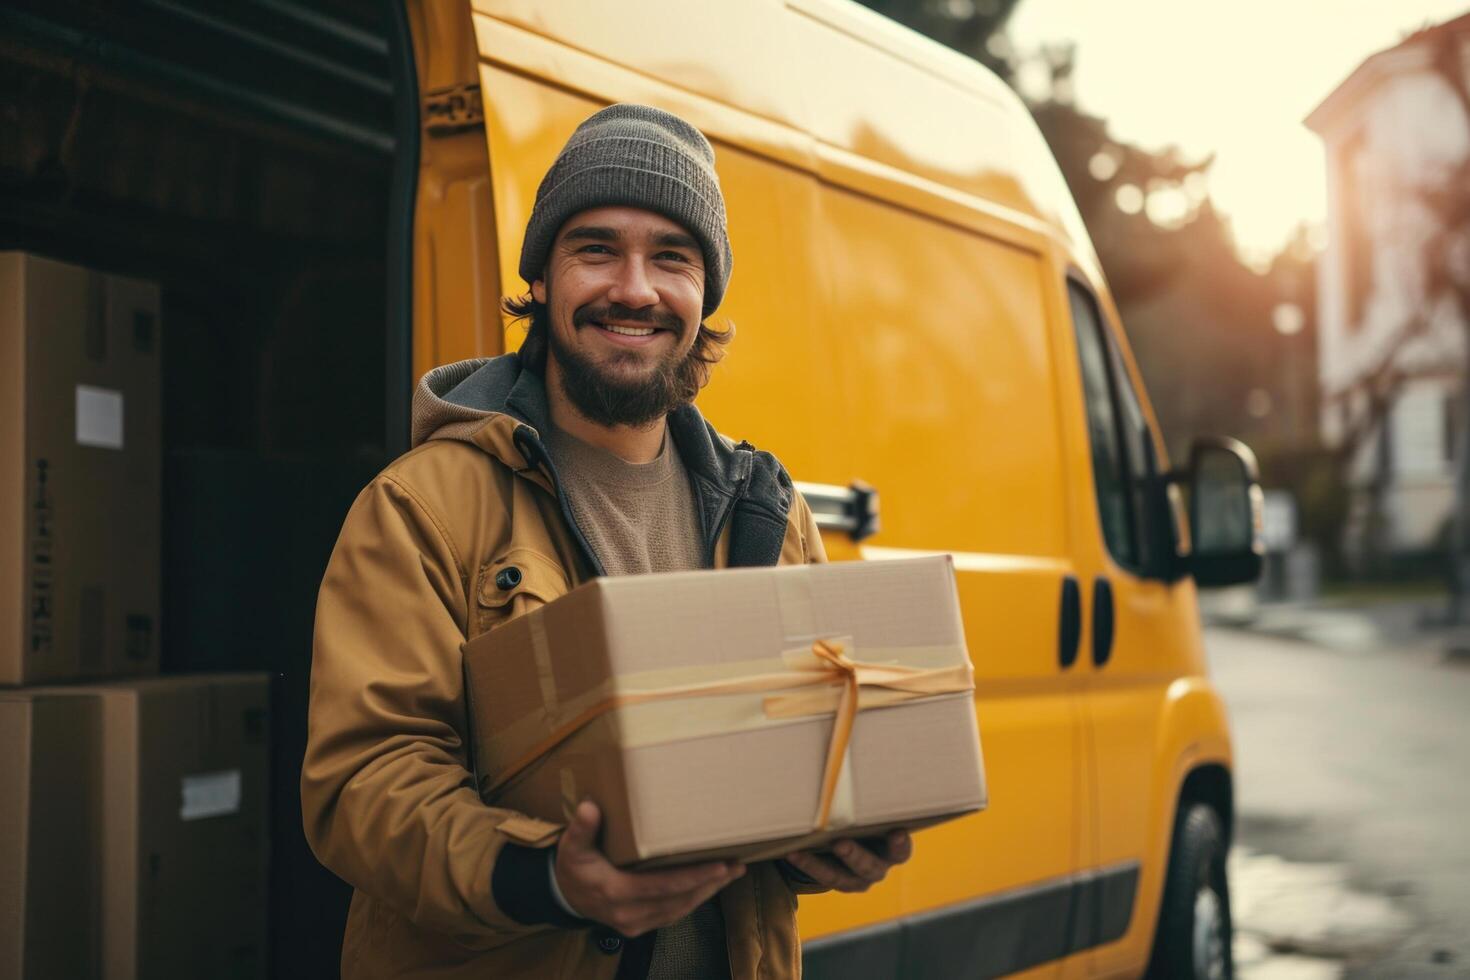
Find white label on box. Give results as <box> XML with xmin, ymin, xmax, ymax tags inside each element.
<box><xmin>180</xmin><ymin>769</ymin><xmax>242</xmax><ymax>821</ymax></box>
<box><xmin>75</xmin><ymin>385</ymin><xmax>124</xmax><ymax>449</ymax></box>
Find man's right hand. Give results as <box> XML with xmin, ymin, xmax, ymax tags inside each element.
<box><xmin>553</xmin><ymin>800</ymin><xmax>745</xmax><ymax>938</ymax></box>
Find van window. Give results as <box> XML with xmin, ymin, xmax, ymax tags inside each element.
<box><xmin>1111</xmin><ymin>339</ymin><xmax>1158</xmax><ymax>564</ymax></box>
<box><xmin>1067</xmin><ymin>279</ymin><xmax>1179</xmax><ymax>576</ymax></box>
<box><xmin>1067</xmin><ymin>281</ymin><xmax>1137</xmax><ymax>567</ymax></box>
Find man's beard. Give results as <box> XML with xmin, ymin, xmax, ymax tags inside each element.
<box><xmin>548</xmin><ymin>302</ymin><xmax>704</xmax><ymax>428</ymax></box>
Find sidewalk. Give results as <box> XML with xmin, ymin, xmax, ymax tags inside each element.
<box><xmin>1198</xmin><ymin>587</ymin><xmax>1458</xmax><ymax>655</ymax></box>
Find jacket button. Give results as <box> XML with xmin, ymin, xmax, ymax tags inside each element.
<box><xmin>495</xmin><ymin>566</ymin><xmax>522</xmax><ymax>590</ymax></box>
<box><xmin>594</xmin><ymin>931</ymin><xmax>623</xmax><ymax>954</ymax></box>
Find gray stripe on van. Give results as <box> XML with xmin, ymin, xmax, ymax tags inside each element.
<box><xmin>802</xmin><ymin>861</ymin><xmax>1141</xmax><ymax>979</ymax></box>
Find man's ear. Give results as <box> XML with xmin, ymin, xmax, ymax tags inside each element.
<box><xmin>532</xmin><ymin>278</ymin><xmax>547</xmax><ymax>304</ymax></box>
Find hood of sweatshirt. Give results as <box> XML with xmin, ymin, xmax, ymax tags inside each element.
<box><xmin>409</xmin><ymin>354</ymin><xmax>796</xmax><ymax>570</ymax></box>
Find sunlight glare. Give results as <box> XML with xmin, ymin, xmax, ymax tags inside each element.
<box><xmin>1008</xmin><ymin>0</ymin><xmax>1470</xmax><ymax>261</ymax></box>
<box><xmin>1145</xmin><ymin>185</ymin><xmax>1191</xmax><ymax>229</ymax></box>
<box><xmin>1115</xmin><ymin>184</ymin><xmax>1144</xmax><ymax>215</ymax></box>
<box><xmin>1089</xmin><ymin>150</ymin><xmax>1120</xmax><ymax>181</ymax></box>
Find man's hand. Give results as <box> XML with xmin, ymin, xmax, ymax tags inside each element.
<box><xmin>782</xmin><ymin>830</ymin><xmax>913</xmax><ymax>893</ymax></box>
<box><xmin>553</xmin><ymin>801</ymin><xmax>745</xmax><ymax>937</ymax></box>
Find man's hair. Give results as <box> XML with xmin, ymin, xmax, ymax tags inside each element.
<box><xmin>502</xmin><ymin>293</ymin><xmax>734</xmax><ymax>400</ymax></box>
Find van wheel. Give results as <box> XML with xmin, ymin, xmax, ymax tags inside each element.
<box><xmin>1146</xmin><ymin>803</ymin><xmax>1232</xmax><ymax>980</ymax></box>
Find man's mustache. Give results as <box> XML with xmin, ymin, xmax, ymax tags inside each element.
<box><xmin>573</xmin><ymin>303</ymin><xmax>684</xmax><ymax>332</ymax></box>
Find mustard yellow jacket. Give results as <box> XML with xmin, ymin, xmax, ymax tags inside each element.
<box><xmin>302</xmin><ymin>355</ymin><xmax>827</xmax><ymax>979</ymax></box>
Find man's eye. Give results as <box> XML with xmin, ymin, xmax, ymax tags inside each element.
<box><xmin>656</xmin><ymin>251</ymin><xmax>690</xmax><ymax>263</ymax></box>
<box><xmin>579</xmin><ymin>244</ymin><xmax>613</xmax><ymax>255</ymax></box>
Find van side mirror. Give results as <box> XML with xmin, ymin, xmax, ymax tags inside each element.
<box><xmin>1185</xmin><ymin>437</ymin><xmax>1264</xmax><ymax>587</ymax></box>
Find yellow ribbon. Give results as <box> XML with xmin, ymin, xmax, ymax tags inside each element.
<box><xmin>482</xmin><ymin>639</ymin><xmax>974</xmax><ymax>831</ymax></box>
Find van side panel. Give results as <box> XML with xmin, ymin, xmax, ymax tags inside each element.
<box><xmin>1081</xmin><ymin>612</ymin><xmax>1232</xmax><ymax>976</ymax></box>
<box><xmin>1110</xmin><ymin>680</ymin><xmax>1234</xmax><ymax>974</ymax></box>
<box><xmin>470</xmin><ymin>0</ymin><xmax>808</xmax><ymax>133</ymax></box>
<box><xmin>786</xmin><ymin>0</ymin><xmax>1098</xmax><ymax>268</ymax></box>
<box><xmin>814</xmin><ymin>177</ymin><xmax>1087</xmax><ymax>972</ymax></box>
<box><xmin>816</xmin><ymin>193</ymin><xmax>1067</xmax><ymax>557</ymax></box>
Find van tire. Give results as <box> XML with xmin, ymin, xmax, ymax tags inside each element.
<box><xmin>1146</xmin><ymin>803</ymin><xmax>1233</xmax><ymax>980</ymax></box>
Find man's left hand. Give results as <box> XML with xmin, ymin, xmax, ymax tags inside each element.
<box><xmin>782</xmin><ymin>830</ymin><xmax>913</xmax><ymax>893</ymax></box>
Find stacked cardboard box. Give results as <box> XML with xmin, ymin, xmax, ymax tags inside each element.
<box><xmin>1</xmin><ymin>252</ymin><xmax>161</xmax><ymax>685</ymax></box>
<box><xmin>85</xmin><ymin>676</ymin><xmax>269</xmax><ymax>980</ymax></box>
<box><xmin>0</xmin><ymin>676</ymin><xmax>271</xmax><ymax>980</ymax></box>
<box><xmin>0</xmin><ymin>692</ymin><xmax>102</xmax><ymax>979</ymax></box>
<box><xmin>0</xmin><ymin>254</ymin><xmax>269</xmax><ymax>980</ymax></box>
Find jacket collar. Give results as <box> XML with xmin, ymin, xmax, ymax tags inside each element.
<box><xmin>424</xmin><ymin>354</ymin><xmax>793</xmax><ymax>570</ymax></box>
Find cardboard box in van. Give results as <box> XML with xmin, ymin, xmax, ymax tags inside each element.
<box><xmin>0</xmin><ymin>252</ymin><xmax>162</xmax><ymax>685</ymax></box>
<box><xmin>464</xmin><ymin>556</ymin><xmax>986</xmax><ymax>867</ymax></box>
<box><xmin>0</xmin><ymin>691</ymin><xmax>103</xmax><ymax>980</ymax></box>
<box><xmin>38</xmin><ymin>674</ymin><xmax>271</xmax><ymax>980</ymax></box>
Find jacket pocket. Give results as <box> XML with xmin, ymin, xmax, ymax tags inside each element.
<box><xmin>473</xmin><ymin>547</ymin><xmax>571</xmax><ymax>638</ymax></box>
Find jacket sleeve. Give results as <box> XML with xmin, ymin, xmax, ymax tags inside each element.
<box><xmin>300</xmin><ymin>472</ymin><xmax>580</xmax><ymax>942</ymax></box>
<box><xmin>796</xmin><ymin>489</ymin><xmax>828</xmax><ymax>565</ymax></box>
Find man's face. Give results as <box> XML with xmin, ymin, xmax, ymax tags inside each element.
<box><xmin>533</xmin><ymin>206</ymin><xmax>707</xmax><ymax>427</ymax></box>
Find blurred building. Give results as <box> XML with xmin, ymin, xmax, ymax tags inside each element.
<box><xmin>1307</xmin><ymin>13</ymin><xmax>1470</xmax><ymax>567</ymax></box>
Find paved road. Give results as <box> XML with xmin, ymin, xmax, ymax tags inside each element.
<box><xmin>1205</xmin><ymin>623</ymin><xmax>1470</xmax><ymax>978</ymax></box>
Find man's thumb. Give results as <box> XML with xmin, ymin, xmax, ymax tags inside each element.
<box><xmin>560</xmin><ymin>800</ymin><xmax>600</xmax><ymax>852</ymax></box>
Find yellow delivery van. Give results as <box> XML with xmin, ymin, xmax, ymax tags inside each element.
<box><xmin>399</xmin><ymin>2</ymin><xmax>1265</xmax><ymax>977</ymax></box>
<box><xmin>385</xmin><ymin>3</ymin><xmax>1270</xmax><ymax>975</ymax></box>
<box><xmin>0</xmin><ymin>0</ymin><xmax>1262</xmax><ymax>972</ymax></box>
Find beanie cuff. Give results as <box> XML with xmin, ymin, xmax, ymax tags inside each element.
<box><xmin>519</xmin><ymin>164</ymin><xmax>730</xmax><ymax>315</ymax></box>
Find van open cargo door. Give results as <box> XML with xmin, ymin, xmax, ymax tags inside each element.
<box><xmin>399</xmin><ymin>0</ymin><xmax>504</xmax><ymax>388</ymax></box>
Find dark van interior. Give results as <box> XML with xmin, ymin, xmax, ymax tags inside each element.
<box><xmin>2</xmin><ymin>1</ymin><xmax>417</xmax><ymax>973</ymax></box>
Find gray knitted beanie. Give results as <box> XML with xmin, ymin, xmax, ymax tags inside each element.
<box><xmin>519</xmin><ymin>104</ymin><xmax>733</xmax><ymax>316</ymax></box>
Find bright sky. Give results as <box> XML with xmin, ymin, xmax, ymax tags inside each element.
<box><xmin>1008</xmin><ymin>0</ymin><xmax>1470</xmax><ymax>266</ymax></box>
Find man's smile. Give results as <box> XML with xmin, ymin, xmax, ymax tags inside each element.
<box><xmin>578</xmin><ymin>306</ymin><xmax>684</xmax><ymax>349</ymax></box>
<box><xmin>601</xmin><ymin>322</ymin><xmax>654</xmax><ymax>336</ymax></box>
<box><xmin>588</xmin><ymin>321</ymin><xmax>670</xmax><ymax>348</ymax></box>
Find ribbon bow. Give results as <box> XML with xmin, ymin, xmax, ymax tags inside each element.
<box><xmin>787</xmin><ymin>639</ymin><xmax>975</xmax><ymax>829</ymax></box>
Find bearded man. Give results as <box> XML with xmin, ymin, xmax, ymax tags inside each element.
<box><xmin>302</xmin><ymin>104</ymin><xmax>912</xmax><ymax>980</ymax></box>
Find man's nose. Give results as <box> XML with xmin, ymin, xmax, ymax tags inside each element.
<box><xmin>606</xmin><ymin>258</ymin><xmax>660</xmax><ymax>309</ymax></box>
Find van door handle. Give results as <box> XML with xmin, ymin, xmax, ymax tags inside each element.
<box><xmin>1092</xmin><ymin>577</ymin><xmax>1115</xmax><ymax>667</ymax></box>
<box><xmin>1058</xmin><ymin>576</ymin><xmax>1081</xmax><ymax>669</ymax></box>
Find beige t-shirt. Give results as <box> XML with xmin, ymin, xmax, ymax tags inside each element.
<box><xmin>542</xmin><ymin>422</ymin><xmax>729</xmax><ymax>978</ymax></box>
<box><xmin>543</xmin><ymin>423</ymin><xmax>705</xmax><ymax>577</ymax></box>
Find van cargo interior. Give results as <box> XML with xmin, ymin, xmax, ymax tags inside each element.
<box><xmin>1</xmin><ymin>1</ymin><xmax>413</xmax><ymax>974</ymax></box>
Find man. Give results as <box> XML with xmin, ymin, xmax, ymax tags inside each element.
<box><xmin>302</xmin><ymin>104</ymin><xmax>912</xmax><ymax>980</ymax></box>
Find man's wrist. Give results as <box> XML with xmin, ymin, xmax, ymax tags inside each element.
<box><xmin>775</xmin><ymin>857</ymin><xmax>818</xmax><ymax>885</ymax></box>
<box><xmin>546</xmin><ymin>847</ymin><xmax>582</xmax><ymax>918</ymax></box>
<box><xmin>491</xmin><ymin>842</ymin><xmax>589</xmax><ymax>929</ymax></box>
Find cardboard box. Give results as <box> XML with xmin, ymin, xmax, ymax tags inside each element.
<box><xmin>0</xmin><ymin>692</ymin><xmax>103</xmax><ymax>980</ymax></box>
<box><xmin>39</xmin><ymin>674</ymin><xmax>271</xmax><ymax>980</ymax></box>
<box><xmin>0</xmin><ymin>252</ymin><xmax>162</xmax><ymax>685</ymax></box>
<box><xmin>464</xmin><ymin>555</ymin><xmax>986</xmax><ymax>867</ymax></box>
